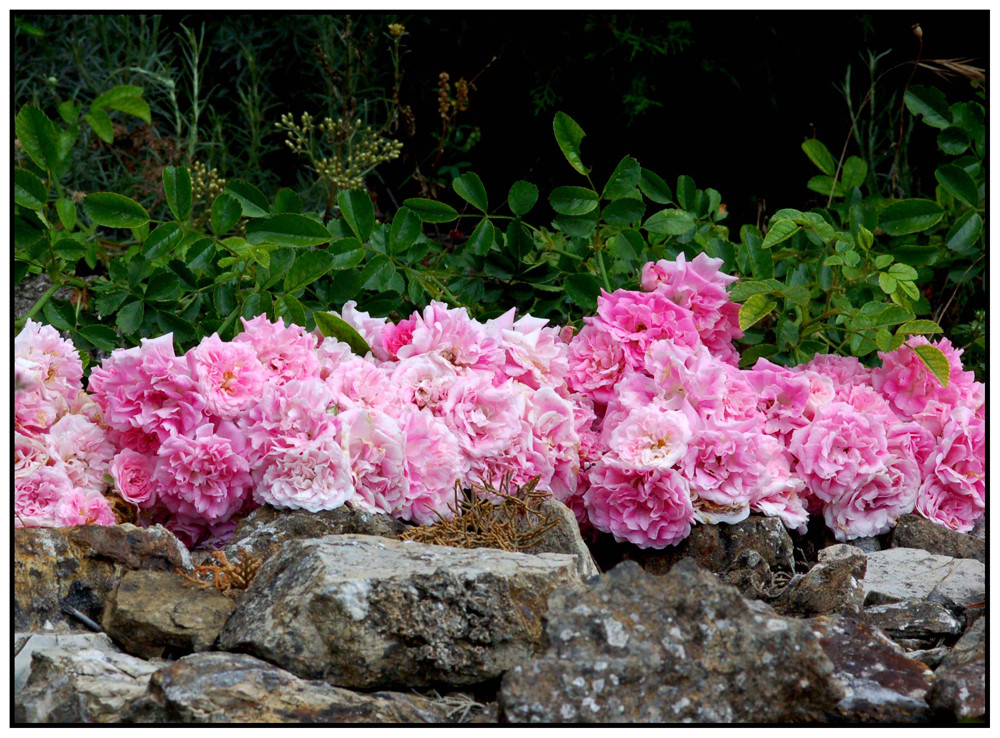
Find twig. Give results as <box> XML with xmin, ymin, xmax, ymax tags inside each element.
<box><xmin>61</xmin><ymin>604</ymin><xmax>104</xmax><ymax>632</ymax></box>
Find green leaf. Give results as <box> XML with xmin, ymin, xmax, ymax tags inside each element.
<box><xmin>14</xmin><ymin>260</ymin><xmax>30</xmax><ymax>284</ymax></box>
<box><xmin>465</xmin><ymin>218</ymin><xmax>496</xmax><ymax>257</ymax></box>
<box><xmin>897</xmin><ymin>320</ymin><xmax>943</xmax><ymax>336</ymax></box>
<box><xmin>360</xmin><ymin>255</ymin><xmax>397</xmax><ymax>291</ymax></box>
<box><xmin>738</xmin><ymin>343</ymin><xmax>779</xmax><ymax>369</ymax></box>
<box><xmin>84</xmin><ymin>108</ymin><xmax>114</xmax><ymax>143</ymax></box>
<box><xmin>211</xmin><ymin>192</ymin><xmax>243</xmax><ymax>236</ymax></box>
<box><xmin>801</xmin><ymin>139</ymin><xmax>836</xmax><ymax>175</ymax></box>
<box><xmin>388</xmin><ymin>207</ymin><xmax>422</xmax><ymax>255</ymax></box>
<box><xmin>508</xmin><ymin>181</ymin><xmax>539</xmax><ymax>215</ymax></box>
<box><xmin>841</xmin><ymin>156</ymin><xmax>867</xmax><ymax>189</ymax></box>
<box><xmin>675</xmin><ymin>175</ymin><xmax>696</xmax><ymax>211</ymax></box>
<box><xmin>875</xmin><ymin>328</ymin><xmax>894</xmax><ymax>353</ymax></box>
<box><xmin>739</xmin><ymin>225</ymin><xmax>773</xmax><ymax>279</ymax></box>
<box><xmin>284</xmin><ymin>250</ymin><xmax>337</xmax><ymax>293</ymax></box>
<box><xmin>116</xmin><ymin>301</ymin><xmax>145</xmax><ymax>334</ymax></box>
<box><xmin>83</xmin><ymin>192</ymin><xmax>149</xmax><ymax>228</ymax></box>
<box><xmin>738</xmin><ymin>294</ymin><xmax>777</xmax><ymax>331</ymax></box>
<box><xmin>145</xmin><ymin>272</ymin><xmax>182</xmax><ymax>302</ymax></box>
<box><xmin>76</xmin><ymin>324</ymin><xmax>120</xmax><ymax>352</ymax></box>
<box><xmin>643</xmin><ymin>208</ymin><xmax>695</xmax><ymax>236</ymax></box>
<box><xmin>728</xmin><ymin>279</ymin><xmax>782</xmax><ymax>303</ymax></box>
<box><xmin>143</xmin><ymin>221</ymin><xmax>184</xmax><ymax>260</ymax></box>
<box><xmin>225</xmin><ymin>179</ymin><xmax>271</xmax><ymax>218</ymax></box>
<box><xmin>806</xmin><ymin>175</ymin><xmax>845</xmax><ymax>198</ymax></box>
<box><xmin>338</xmin><ymin>189</ymin><xmax>376</xmax><ymax>241</ymax></box>
<box><xmin>328</xmin><ymin>237</ymin><xmax>367</xmax><ymax>269</ymax></box>
<box><xmin>15</xmin><ymin>104</ymin><xmax>60</xmax><ymax>171</ymax></box>
<box><xmin>601</xmin><ymin>198</ymin><xmax>646</xmax><ymax>228</ymax></box>
<box><xmin>879</xmin><ymin>199</ymin><xmax>944</xmax><ymax>236</ymax></box>
<box><xmin>163</xmin><ymin>166</ymin><xmax>192</xmax><ymax>222</ymax></box>
<box><xmin>904</xmin><ymin>85</ymin><xmax>952</xmax><ymax>129</ymax></box>
<box><xmin>944</xmin><ymin>211</ymin><xmax>983</xmax><ymax>253</ymax></box>
<box><xmin>878</xmin><ymin>272</ymin><xmax>898</xmax><ymax>294</ymax></box>
<box><xmin>776</xmin><ymin>317</ymin><xmax>799</xmax><ymax>350</ymax></box>
<box><xmin>273</xmin><ymin>188</ymin><xmax>303</xmax><ymax>214</ymax></box>
<box><xmin>402</xmin><ymin>198</ymin><xmax>458</xmax><ymax>223</ymax></box>
<box><xmin>246</xmin><ymin>214</ymin><xmax>331</xmax><ymax>248</ymax></box>
<box><xmin>856</xmin><ymin>225</ymin><xmax>875</xmax><ymax>251</ymax></box>
<box><xmin>155</xmin><ymin>311</ymin><xmax>196</xmax><ymax>344</ymax></box>
<box><xmin>214</xmin><ymin>284</ymin><xmax>236</xmax><ymax>315</ymax></box>
<box><xmin>761</xmin><ymin>219</ymin><xmax>801</xmax><ymax>249</ymax></box>
<box><xmin>452</xmin><ymin>172</ymin><xmax>488</xmax><ymax>212</ymax></box>
<box><xmin>552</xmin><ymin>111</ymin><xmax>590</xmax><ymax>175</ymax></box>
<box><xmin>911</xmin><ymin>343</ymin><xmax>950</xmax><ymax>388</ymax></box>
<box><xmin>937</xmin><ymin>126</ymin><xmax>970</xmax><ymax>155</ymax></box>
<box><xmin>14</xmin><ymin>169</ymin><xmax>47</xmax><ymax>209</ymax></box>
<box><xmin>313</xmin><ymin>311</ymin><xmax>372</xmax><ymax>356</ymax></box>
<box><xmin>565</xmin><ymin>273</ymin><xmax>600</xmax><ymax>310</ymax></box>
<box><xmin>94</xmin><ymin>289</ymin><xmax>128</xmax><ymax>316</ymax></box>
<box><xmin>92</xmin><ymin>85</ymin><xmax>151</xmax><ymax>123</ymax></box>
<box><xmin>874</xmin><ymin>254</ymin><xmax>893</xmax><ymax>269</ymax></box>
<box><xmin>602</xmin><ymin>156</ymin><xmax>641</xmax><ymax>200</ymax></box>
<box><xmin>52</xmin><ymin>238</ymin><xmax>87</xmax><ymax>262</ymax></box>
<box><xmin>275</xmin><ymin>293</ymin><xmax>307</xmax><ymax>328</ymax></box>
<box><xmin>505</xmin><ymin>221</ymin><xmax>534</xmax><ymax>261</ymax></box>
<box><xmin>638</xmin><ymin>168</ymin><xmax>673</xmax><ymax>204</ymax></box>
<box><xmin>549</xmin><ymin>186</ymin><xmax>599</xmax><ymax>216</ymax></box>
<box><xmin>887</xmin><ymin>263</ymin><xmax>918</xmax><ymax>281</ymax></box>
<box><xmin>55</xmin><ymin>198</ymin><xmax>77</xmax><ymax>230</ymax></box>
<box><xmin>934</xmin><ymin>164</ymin><xmax>979</xmax><ymax>208</ymax></box>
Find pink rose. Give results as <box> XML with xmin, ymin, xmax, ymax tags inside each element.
<box><xmin>54</xmin><ymin>489</ymin><xmax>117</xmax><ymax>527</ymax></box>
<box><xmin>234</xmin><ymin>314</ymin><xmax>320</xmax><ymax>385</ymax></box>
<box><xmin>45</xmin><ymin>414</ymin><xmax>116</xmax><ymax>495</ymax></box>
<box><xmin>607</xmin><ymin>405</ymin><xmax>693</xmax><ymax>470</ymax></box>
<box><xmin>873</xmin><ymin>337</ymin><xmax>978</xmax><ymax>419</ymax></box>
<box><xmin>255</xmin><ymin>435</ymin><xmax>355</xmax><ymax>512</ymax></box>
<box><xmin>110</xmin><ymin>448</ymin><xmax>159</xmax><ymax>508</ymax></box>
<box><xmin>396</xmin><ymin>408</ymin><xmax>463</xmax><ymax>525</ymax></box>
<box><xmin>916</xmin><ymin>407</ymin><xmax>984</xmax><ymax>532</ymax></box>
<box><xmin>189</xmin><ymin>333</ymin><xmax>267</xmax><ymax>420</ymax></box>
<box><xmin>340</xmin><ymin>408</ymin><xmax>409</xmax><ymax>516</ymax></box>
<box><xmin>15</xmin><ymin>465</ymin><xmax>74</xmax><ymax>528</ymax></box>
<box><xmin>591</xmin><ymin>286</ymin><xmax>701</xmax><ymax>369</ymax></box>
<box><xmin>565</xmin><ymin>323</ymin><xmax>627</xmax><ymax>406</ymax></box>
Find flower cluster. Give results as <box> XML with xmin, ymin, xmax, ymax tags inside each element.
<box><xmin>14</xmin><ymin>254</ymin><xmax>986</xmax><ymax>549</ymax></box>
<box><xmin>15</xmin><ymin>320</ymin><xmax>116</xmax><ymax>528</ymax></box>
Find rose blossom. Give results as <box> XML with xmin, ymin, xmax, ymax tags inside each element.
<box><xmin>390</xmin><ymin>353</ymin><xmax>460</xmax><ymax>413</ymax></box>
<box><xmin>54</xmin><ymin>489</ymin><xmax>117</xmax><ymax>527</ymax></box>
<box><xmin>681</xmin><ymin>424</ymin><xmax>762</xmax><ymax>524</ymax></box>
<box><xmin>872</xmin><ymin>336</ymin><xmax>979</xmax><ymax>419</ymax></box>
<box><xmin>239</xmin><ymin>378</ymin><xmax>338</xmax><ymax>465</ymax></box>
<box><xmin>15</xmin><ymin>318</ymin><xmax>84</xmax><ymax>406</ymax></box>
<box><xmin>233</xmin><ymin>314</ymin><xmax>320</xmax><ymax>385</ymax></box>
<box><xmin>45</xmin><ymin>413</ymin><xmax>116</xmax><ymax>495</ymax></box>
<box><xmin>565</xmin><ymin>323</ymin><xmax>627</xmax><ymax>406</ymax></box>
<box><xmin>15</xmin><ymin>433</ymin><xmax>50</xmax><ymax>479</ymax></box>
<box><xmin>590</xmin><ymin>286</ymin><xmax>701</xmax><ymax>369</ymax></box>
<box><xmin>110</xmin><ymin>448</ymin><xmax>159</xmax><ymax>508</ymax></box>
<box><xmin>916</xmin><ymin>407</ymin><xmax>985</xmax><ymax>532</ymax></box>
<box><xmin>188</xmin><ymin>333</ymin><xmax>267</xmax><ymax>420</ymax></box>
<box><xmin>440</xmin><ymin>371</ymin><xmax>525</xmax><ymax>460</ymax></box>
<box><xmin>822</xmin><ymin>455</ymin><xmax>919</xmax><ymax>541</ymax></box>
<box><xmin>254</xmin><ymin>435</ymin><xmax>355</xmax><ymax>512</ymax></box>
<box><xmin>397</xmin><ymin>301</ymin><xmax>501</xmax><ymax>373</ymax></box>
<box><xmin>487</xmin><ymin>309</ymin><xmax>570</xmax><ymax>390</ymax></box>
<box><xmin>340</xmin><ymin>408</ymin><xmax>409</xmax><ymax>516</ymax></box>
<box><xmin>396</xmin><ymin>408</ymin><xmax>463</xmax><ymax>525</ymax></box>
<box><xmin>15</xmin><ymin>465</ymin><xmax>74</xmax><ymax>528</ymax></box>
<box><xmin>607</xmin><ymin>405</ymin><xmax>693</xmax><ymax>470</ymax></box>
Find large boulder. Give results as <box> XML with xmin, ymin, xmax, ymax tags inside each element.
<box><xmin>930</xmin><ymin>618</ymin><xmax>986</xmax><ymax>721</ymax></box>
<box><xmin>862</xmin><ymin>548</ymin><xmax>985</xmax><ymax>608</ymax></box>
<box><xmin>811</xmin><ymin>615</ymin><xmax>935</xmax><ymax>723</ymax></box>
<box><xmin>219</xmin><ymin>534</ymin><xmax>582</xmax><ymax>689</ymax></box>
<box><xmin>101</xmin><ymin>570</ymin><xmax>237</xmax><ymax>659</ymax></box>
<box><xmin>14</xmin><ymin>524</ymin><xmax>191</xmax><ymax>633</ymax></box>
<box><xmin>890</xmin><ymin>515</ymin><xmax>985</xmax><ymax>563</ymax></box>
<box><xmin>124</xmin><ymin>652</ymin><xmax>457</xmax><ymax>723</ymax></box>
<box><xmin>499</xmin><ymin>559</ymin><xmax>843</xmax><ymax>723</ymax></box>
<box><xmin>15</xmin><ymin>632</ymin><xmax>118</xmax><ymax>693</ymax></box>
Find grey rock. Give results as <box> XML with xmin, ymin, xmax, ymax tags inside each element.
<box><xmin>864</xmin><ymin>600</ymin><xmax>964</xmax><ymax>643</ymax></box>
<box><xmin>968</xmin><ymin>516</ymin><xmax>985</xmax><ymax>541</ymax></box>
<box><xmin>845</xmin><ymin>536</ymin><xmax>883</xmax><ymax>553</ymax></box>
<box><xmin>499</xmin><ymin>559</ymin><xmax>843</xmax><ymax>723</ymax></box>
<box><xmin>14</xmin><ymin>644</ymin><xmax>163</xmax><ymax>723</ymax></box>
<box><xmin>772</xmin><ymin>544</ymin><xmax>866</xmax><ymax>617</ymax></box>
<box><xmin>224</xmin><ymin>504</ymin><xmax>409</xmax><ymax>564</ymax></box>
<box><xmin>220</xmin><ymin>534</ymin><xmax>582</xmax><ymax>689</ymax></box>
<box><xmin>890</xmin><ymin>515</ymin><xmax>984</xmax><ymax>563</ymax></box>
<box><xmin>811</xmin><ymin>614</ymin><xmax>935</xmax><ymax>724</ymax></box>
<box><xmin>14</xmin><ymin>524</ymin><xmax>191</xmax><ymax>632</ymax></box>
<box><xmin>520</xmin><ymin>498</ymin><xmax>601</xmax><ymax>580</ymax></box>
<box><xmin>102</xmin><ymin>570</ymin><xmax>237</xmax><ymax>659</ymax></box>
<box><xmin>15</xmin><ymin>632</ymin><xmax>119</xmax><ymax>693</ymax></box>
<box><xmin>124</xmin><ymin>652</ymin><xmax>454</xmax><ymax>723</ymax></box>
<box><xmin>718</xmin><ymin>549</ymin><xmax>774</xmax><ymax>599</ymax></box>
<box><xmin>930</xmin><ymin>617</ymin><xmax>985</xmax><ymax>720</ymax></box>
<box><xmin>863</xmin><ymin>548</ymin><xmax>985</xmax><ymax>608</ymax></box>
<box><xmin>904</xmin><ymin>647</ymin><xmax>950</xmax><ymax>671</ymax></box>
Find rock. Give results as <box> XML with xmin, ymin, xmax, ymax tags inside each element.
<box><xmin>772</xmin><ymin>544</ymin><xmax>866</xmax><ymax>617</ymax></box>
<box><xmin>905</xmin><ymin>647</ymin><xmax>950</xmax><ymax>671</ymax></box>
<box><xmin>864</xmin><ymin>600</ymin><xmax>964</xmax><ymax>644</ymax></box>
<box><xmin>499</xmin><ymin>559</ymin><xmax>843</xmax><ymax>723</ymax></box>
<box><xmin>718</xmin><ymin>550</ymin><xmax>774</xmax><ymax>599</ymax></box>
<box><xmin>14</xmin><ymin>643</ymin><xmax>163</xmax><ymax>723</ymax></box>
<box><xmin>224</xmin><ymin>504</ymin><xmax>409</xmax><ymax>564</ymax></box>
<box><xmin>930</xmin><ymin>618</ymin><xmax>985</xmax><ymax>721</ymax></box>
<box><xmin>890</xmin><ymin>515</ymin><xmax>984</xmax><ymax>563</ymax></box>
<box><xmin>15</xmin><ymin>632</ymin><xmax>119</xmax><ymax>693</ymax></box>
<box><xmin>863</xmin><ymin>548</ymin><xmax>985</xmax><ymax>608</ymax></box>
<box><xmin>636</xmin><ymin>515</ymin><xmax>795</xmax><ymax>575</ymax></box>
<box><xmin>14</xmin><ymin>524</ymin><xmax>191</xmax><ymax>632</ymax></box>
<box><xmin>101</xmin><ymin>570</ymin><xmax>237</xmax><ymax>659</ymax></box>
<box><xmin>519</xmin><ymin>498</ymin><xmax>601</xmax><ymax>580</ymax></box>
<box><xmin>844</xmin><ymin>536</ymin><xmax>883</xmax><ymax>553</ymax></box>
<box><xmin>811</xmin><ymin>614</ymin><xmax>935</xmax><ymax>723</ymax></box>
<box><xmin>124</xmin><ymin>652</ymin><xmax>454</xmax><ymax>723</ymax></box>
<box><xmin>968</xmin><ymin>516</ymin><xmax>985</xmax><ymax>541</ymax></box>
<box><xmin>220</xmin><ymin>534</ymin><xmax>582</xmax><ymax>689</ymax></box>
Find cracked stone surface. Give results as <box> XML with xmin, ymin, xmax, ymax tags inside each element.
<box><xmin>930</xmin><ymin>617</ymin><xmax>985</xmax><ymax>720</ymax></box>
<box><xmin>862</xmin><ymin>548</ymin><xmax>985</xmax><ymax>608</ymax></box>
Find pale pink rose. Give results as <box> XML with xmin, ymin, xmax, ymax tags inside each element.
<box><xmin>15</xmin><ymin>465</ymin><xmax>74</xmax><ymax>528</ymax></box>
<box><xmin>916</xmin><ymin>407</ymin><xmax>984</xmax><ymax>532</ymax></box>
<box><xmin>822</xmin><ymin>455</ymin><xmax>919</xmax><ymax>541</ymax></box>
<box><xmin>569</xmin><ymin>393</ymin><xmax>601</xmax><ymax>466</ymax></box>
<box><xmin>14</xmin><ymin>377</ymin><xmax>67</xmax><ymax>436</ymax></box>
<box><xmin>340</xmin><ymin>408</ymin><xmax>409</xmax><ymax>516</ymax></box>
<box><xmin>396</xmin><ymin>408</ymin><xmax>463</xmax><ymax>525</ymax></box>
<box><xmin>380</xmin><ymin>316</ymin><xmax>417</xmax><ymax>361</ymax></box>
<box><xmin>788</xmin><ymin>402</ymin><xmax>890</xmax><ymax>504</ymax></box>
<box><xmin>591</xmin><ymin>286</ymin><xmax>701</xmax><ymax>369</ymax></box>
<box><xmin>887</xmin><ymin>421</ymin><xmax>937</xmax><ymax>469</ymax></box>
<box><xmin>397</xmin><ymin>301</ymin><xmax>501</xmax><ymax>372</ymax></box>
<box><xmin>239</xmin><ymin>378</ymin><xmax>338</xmax><ymax>465</ymax></box>
<box><xmin>154</xmin><ymin>424</ymin><xmax>253</xmax><ymax>524</ymax></box>
<box><xmin>873</xmin><ymin>336</ymin><xmax>978</xmax><ymax>419</ymax></box>
<box><xmin>339</xmin><ymin>301</ymin><xmax>389</xmax><ymax>360</ymax></box>
<box><xmin>607</xmin><ymin>405</ymin><xmax>693</xmax><ymax>470</ymax></box>
<box><xmin>440</xmin><ymin>372</ymin><xmax>526</xmax><ymax>460</ymax></box>
<box><xmin>745</xmin><ymin>358</ymin><xmax>813</xmax><ymax>439</ymax></box>
<box><xmin>326</xmin><ymin>355</ymin><xmax>402</xmax><ymax>413</ymax></box>
<box><xmin>54</xmin><ymin>489</ymin><xmax>117</xmax><ymax>527</ymax></box>
<box><xmin>255</xmin><ymin>435</ymin><xmax>355</xmax><ymax>512</ymax></box>
<box><xmin>390</xmin><ymin>353</ymin><xmax>460</xmax><ymax>413</ymax></box>
<box><xmin>751</xmin><ymin>435</ymin><xmax>809</xmax><ymax>533</ymax></box>
<box><xmin>584</xmin><ymin>458</ymin><xmax>695</xmax><ymax>548</ymax></box>
<box><xmin>233</xmin><ymin>314</ymin><xmax>320</xmax><ymax>385</ymax></box>
<box><xmin>188</xmin><ymin>333</ymin><xmax>267</xmax><ymax>420</ymax></box>
<box><xmin>69</xmin><ymin>391</ymin><xmax>105</xmax><ymax>425</ymax></box>
<box><xmin>15</xmin><ymin>433</ymin><xmax>50</xmax><ymax>479</ymax></box>
<box><xmin>45</xmin><ymin>414</ymin><xmax>116</xmax><ymax>494</ymax></box>
<box><xmin>565</xmin><ymin>323</ymin><xmax>628</xmax><ymax>406</ymax></box>
<box><xmin>526</xmin><ymin>387</ymin><xmax>582</xmax><ymax>502</ymax></box>
<box><xmin>681</xmin><ymin>424</ymin><xmax>762</xmax><ymax>523</ymax></box>
<box><xmin>315</xmin><ymin>335</ymin><xmax>357</xmax><ymax>380</ymax></box>
<box><xmin>88</xmin><ymin>334</ymin><xmax>206</xmax><ymax>442</ymax></box>
<box><xmin>840</xmin><ymin>384</ymin><xmax>895</xmax><ymax>419</ymax></box>
<box><xmin>803</xmin><ymin>353</ymin><xmax>874</xmax><ymax>390</ymax></box>
<box><xmin>15</xmin><ymin>318</ymin><xmax>84</xmax><ymax>406</ymax></box>
<box><xmin>110</xmin><ymin>448</ymin><xmax>159</xmax><ymax>508</ymax></box>
<box><xmin>487</xmin><ymin>309</ymin><xmax>570</xmax><ymax>390</ymax></box>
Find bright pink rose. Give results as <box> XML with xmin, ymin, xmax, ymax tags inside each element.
<box><xmin>681</xmin><ymin>424</ymin><xmax>762</xmax><ymax>524</ymax></box>
<box><xmin>15</xmin><ymin>465</ymin><xmax>74</xmax><ymax>528</ymax></box>
<box><xmin>591</xmin><ymin>286</ymin><xmax>701</xmax><ymax>369</ymax></box>
<box><xmin>54</xmin><ymin>489</ymin><xmax>117</xmax><ymax>527</ymax></box>
<box><xmin>822</xmin><ymin>455</ymin><xmax>919</xmax><ymax>541</ymax></box>
<box><xmin>887</xmin><ymin>421</ymin><xmax>937</xmax><ymax>469</ymax></box>
<box><xmin>154</xmin><ymin>424</ymin><xmax>253</xmax><ymax>524</ymax></box>
<box><xmin>397</xmin><ymin>301</ymin><xmax>501</xmax><ymax>372</ymax></box>
<box><xmin>873</xmin><ymin>337</ymin><xmax>978</xmax><ymax>419</ymax></box>
<box><xmin>88</xmin><ymin>334</ymin><xmax>206</xmax><ymax>442</ymax></box>
<box><xmin>340</xmin><ymin>408</ymin><xmax>409</xmax><ymax>516</ymax></box>
<box><xmin>325</xmin><ymin>355</ymin><xmax>401</xmax><ymax>413</ymax></box>
<box><xmin>916</xmin><ymin>407</ymin><xmax>984</xmax><ymax>532</ymax></box>
<box><xmin>584</xmin><ymin>458</ymin><xmax>695</xmax><ymax>548</ymax></box>
<box><xmin>189</xmin><ymin>333</ymin><xmax>267</xmax><ymax>420</ymax></box>
<box><xmin>45</xmin><ymin>414</ymin><xmax>115</xmax><ymax>495</ymax></box>
<box><xmin>107</xmin><ymin>427</ymin><xmax>161</xmax><ymax>456</ymax></box>
<box><xmin>607</xmin><ymin>405</ymin><xmax>693</xmax><ymax>470</ymax></box>
<box><xmin>110</xmin><ymin>448</ymin><xmax>159</xmax><ymax>508</ymax></box>
<box><xmin>745</xmin><ymin>358</ymin><xmax>813</xmax><ymax>439</ymax></box>
<box><xmin>751</xmin><ymin>434</ymin><xmax>809</xmax><ymax>533</ymax></box>
<box><xmin>396</xmin><ymin>408</ymin><xmax>463</xmax><ymax>525</ymax></box>
<box><xmin>390</xmin><ymin>353</ymin><xmax>460</xmax><ymax>413</ymax></box>
<box><xmin>380</xmin><ymin>316</ymin><xmax>417</xmax><ymax>361</ymax></box>
<box><xmin>254</xmin><ymin>435</ymin><xmax>355</xmax><ymax>512</ymax></box>
<box><xmin>234</xmin><ymin>314</ymin><xmax>320</xmax><ymax>385</ymax></box>
<box><xmin>239</xmin><ymin>378</ymin><xmax>338</xmax><ymax>465</ymax></box>
<box><xmin>803</xmin><ymin>353</ymin><xmax>873</xmax><ymax>390</ymax></box>
<box><xmin>487</xmin><ymin>309</ymin><xmax>570</xmax><ymax>390</ymax></box>
<box><xmin>565</xmin><ymin>323</ymin><xmax>627</xmax><ymax>406</ymax></box>
<box><xmin>440</xmin><ymin>372</ymin><xmax>526</xmax><ymax>460</ymax></box>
